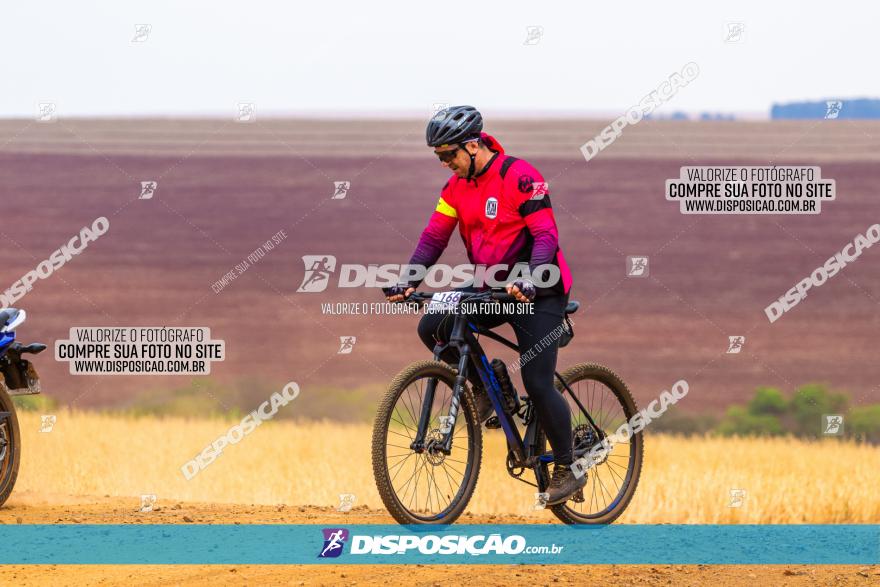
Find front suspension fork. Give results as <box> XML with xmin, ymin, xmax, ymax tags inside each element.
<box><xmin>440</xmin><ymin>347</ymin><xmax>471</xmax><ymax>453</ymax></box>
<box><xmin>410</xmin><ymin>343</ymin><xmax>470</xmax><ymax>454</ymax></box>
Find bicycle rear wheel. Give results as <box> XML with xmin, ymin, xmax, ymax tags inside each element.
<box><xmin>372</xmin><ymin>360</ymin><xmax>482</xmax><ymax>525</ymax></box>
<box><xmin>536</xmin><ymin>363</ymin><xmax>643</xmax><ymax>524</ymax></box>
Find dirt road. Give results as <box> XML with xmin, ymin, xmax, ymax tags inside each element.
<box><xmin>0</xmin><ymin>495</ymin><xmax>875</xmax><ymax>586</ymax></box>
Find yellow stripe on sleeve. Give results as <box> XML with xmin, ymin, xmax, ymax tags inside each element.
<box><xmin>435</xmin><ymin>196</ymin><xmax>457</xmax><ymax>218</ymax></box>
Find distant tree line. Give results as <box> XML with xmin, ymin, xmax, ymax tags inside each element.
<box><xmin>651</xmin><ymin>384</ymin><xmax>880</xmax><ymax>442</ymax></box>
<box><xmin>772</xmin><ymin>98</ymin><xmax>880</xmax><ymax>119</ymax></box>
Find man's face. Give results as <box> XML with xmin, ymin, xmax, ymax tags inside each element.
<box><xmin>433</xmin><ymin>142</ymin><xmax>477</xmax><ymax>177</ymax></box>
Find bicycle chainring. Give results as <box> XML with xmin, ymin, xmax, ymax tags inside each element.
<box><xmin>506</xmin><ymin>450</ymin><xmax>525</xmax><ymax>479</ymax></box>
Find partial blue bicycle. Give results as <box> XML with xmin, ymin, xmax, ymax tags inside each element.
<box><xmin>0</xmin><ymin>308</ymin><xmax>47</xmax><ymax>507</ymax></box>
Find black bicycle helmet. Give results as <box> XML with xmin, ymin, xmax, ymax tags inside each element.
<box><xmin>426</xmin><ymin>105</ymin><xmax>483</xmax><ymax>147</ymax></box>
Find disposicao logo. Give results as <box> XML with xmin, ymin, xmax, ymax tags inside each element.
<box><xmin>318</xmin><ymin>528</ymin><xmax>349</xmax><ymax>558</ymax></box>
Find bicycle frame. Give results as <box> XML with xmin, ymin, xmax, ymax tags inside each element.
<box><xmin>409</xmin><ymin>297</ymin><xmax>603</xmax><ymax>477</ymax></box>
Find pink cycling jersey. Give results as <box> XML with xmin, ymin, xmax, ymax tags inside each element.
<box><xmin>408</xmin><ymin>133</ymin><xmax>572</xmax><ymax>297</ymax></box>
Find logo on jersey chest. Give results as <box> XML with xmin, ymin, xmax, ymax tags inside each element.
<box><xmin>484</xmin><ymin>197</ymin><xmax>498</xmax><ymax>219</ymax></box>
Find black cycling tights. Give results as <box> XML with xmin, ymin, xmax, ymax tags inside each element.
<box><xmin>417</xmin><ymin>293</ymin><xmax>574</xmax><ymax>466</ymax></box>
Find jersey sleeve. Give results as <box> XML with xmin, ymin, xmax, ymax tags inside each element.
<box><xmin>506</xmin><ymin>161</ymin><xmax>560</xmax><ymax>272</ymax></box>
<box><xmin>406</xmin><ymin>179</ymin><xmax>458</xmax><ymax>286</ymax></box>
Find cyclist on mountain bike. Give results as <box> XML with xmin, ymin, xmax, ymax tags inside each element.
<box><xmin>384</xmin><ymin>105</ymin><xmax>583</xmax><ymax>505</ymax></box>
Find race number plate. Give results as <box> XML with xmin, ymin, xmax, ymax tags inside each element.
<box><xmin>427</xmin><ymin>291</ymin><xmax>462</xmax><ymax>312</ymax></box>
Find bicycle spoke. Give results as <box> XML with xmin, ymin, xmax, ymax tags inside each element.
<box><xmin>604</xmin><ymin>461</ymin><xmax>626</xmax><ymax>487</ymax></box>
<box><xmin>386</xmin><ymin>452</ymin><xmax>413</xmax><ymax>460</ymax></box>
<box><xmin>439</xmin><ymin>462</ymin><xmax>461</xmax><ymax>497</ymax></box>
<box><xmin>595</xmin><ymin>471</ymin><xmax>614</xmax><ymax>509</ymax></box>
<box><xmin>406</xmin><ymin>457</ymin><xmax>426</xmax><ymax>510</ymax></box>
<box><xmin>440</xmin><ymin>460</ymin><xmax>464</xmax><ymax>477</ymax></box>
<box><xmin>589</xmin><ymin>473</ymin><xmax>598</xmax><ymax>512</ymax></box>
<box><xmin>388</xmin><ymin>453</ymin><xmax>415</xmax><ymax>484</ymax></box>
<box><xmin>390</xmin><ymin>414</ymin><xmax>416</xmax><ymax>438</ymax></box>
<box><xmin>400</xmin><ymin>390</ymin><xmax>418</xmax><ymax>429</ymax></box>
<box><xmin>387</xmin><ymin>427</ymin><xmax>414</xmax><ymax>441</ymax></box>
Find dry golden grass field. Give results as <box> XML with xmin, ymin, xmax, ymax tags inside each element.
<box><xmin>11</xmin><ymin>410</ymin><xmax>880</xmax><ymax>524</ymax></box>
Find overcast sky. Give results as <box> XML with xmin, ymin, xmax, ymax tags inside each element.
<box><xmin>2</xmin><ymin>1</ymin><xmax>877</xmax><ymax>118</ymax></box>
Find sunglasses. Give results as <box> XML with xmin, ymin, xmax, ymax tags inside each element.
<box><xmin>434</xmin><ymin>138</ymin><xmax>478</xmax><ymax>163</ymax></box>
<box><xmin>434</xmin><ymin>147</ymin><xmax>461</xmax><ymax>163</ymax></box>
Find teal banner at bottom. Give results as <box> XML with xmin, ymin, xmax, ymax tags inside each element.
<box><xmin>0</xmin><ymin>525</ymin><xmax>876</xmax><ymax>565</ymax></box>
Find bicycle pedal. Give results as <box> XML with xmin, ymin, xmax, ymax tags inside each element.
<box><xmin>484</xmin><ymin>416</ymin><xmax>502</xmax><ymax>429</ymax></box>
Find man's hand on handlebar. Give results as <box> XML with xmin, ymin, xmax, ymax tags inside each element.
<box><xmin>505</xmin><ymin>278</ymin><xmax>536</xmax><ymax>303</ymax></box>
<box><xmin>384</xmin><ymin>284</ymin><xmax>416</xmax><ymax>303</ymax></box>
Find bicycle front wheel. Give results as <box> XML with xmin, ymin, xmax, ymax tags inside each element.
<box><xmin>371</xmin><ymin>360</ymin><xmax>482</xmax><ymax>525</ymax></box>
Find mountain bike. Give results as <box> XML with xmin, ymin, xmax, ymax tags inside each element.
<box><xmin>0</xmin><ymin>308</ymin><xmax>47</xmax><ymax>507</ymax></box>
<box><xmin>372</xmin><ymin>289</ymin><xmax>643</xmax><ymax>525</ymax></box>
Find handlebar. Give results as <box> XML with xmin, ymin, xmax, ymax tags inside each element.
<box><xmin>403</xmin><ymin>290</ymin><xmax>521</xmax><ymax>304</ymax></box>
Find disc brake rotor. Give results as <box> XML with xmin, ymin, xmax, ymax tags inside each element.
<box><xmin>424</xmin><ymin>429</ymin><xmax>447</xmax><ymax>466</ymax></box>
